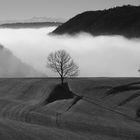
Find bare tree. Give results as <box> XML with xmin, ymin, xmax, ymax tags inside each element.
<box><xmin>47</xmin><ymin>50</ymin><xmax>79</xmax><ymax>85</ymax></box>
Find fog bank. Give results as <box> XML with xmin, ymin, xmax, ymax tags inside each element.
<box><xmin>0</xmin><ymin>44</ymin><xmax>44</xmax><ymax>77</ymax></box>
<box><xmin>0</xmin><ymin>27</ymin><xmax>140</xmax><ymax>77</ymax></box>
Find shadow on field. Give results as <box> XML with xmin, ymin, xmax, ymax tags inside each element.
<box><xmin>45</xmin><ymin>83</ymin><xmax>74</xmax><ymax>104</ymax></box>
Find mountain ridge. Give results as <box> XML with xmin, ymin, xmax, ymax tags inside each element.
<box><xmin>52</xmin><ymin>5</ymin><xmax>140</xmax><ymax>38</ymax></box>
<box><xmin>0</xmin><ymin>22</ymin><xmax>62</xmax><ymax>29</ymax></box>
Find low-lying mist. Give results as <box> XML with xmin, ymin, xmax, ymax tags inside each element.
<box><xmin>0</xmin><ymin>27</ymin><xmax>140</xmax><ymax>77</ymax></box>
<box><xmin>0</xmin><ymin>44</ymin><xmax>44</xmax><ymax>77</ymax></box>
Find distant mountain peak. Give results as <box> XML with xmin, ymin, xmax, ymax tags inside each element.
<box><xmin>0</xmin><ymin>17</ymin><xmax>66</xmax><ymax>25</ymax></box>
<box><xmin>29</xmin><ymin>17</ymin><xmax>67</xmax><ymax>23</ymax></box>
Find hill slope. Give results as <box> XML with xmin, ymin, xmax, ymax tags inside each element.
<box><xmin>53</xmin><ymin>5</ymin><xmax>140</xmax><ymax>38</ymax></box>
<box><xmin>0</xmin><ymin>78</ymin><xmax>140</xmax><ymax>139</ymax></box>
<box><xmin>0</xmin><ymin>44</ymin><xmax>43</xmax><ymax>77</ymax></box>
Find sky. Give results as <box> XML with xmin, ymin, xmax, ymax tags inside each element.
<box><xmin>0</xmin><ymin>0</ymin><xmax>140</xmax><ymax>21</ymax></box>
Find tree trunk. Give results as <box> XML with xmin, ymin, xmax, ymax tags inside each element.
<box><xmin>61</xmin><ymin>76</ymin><xmax>64</xmax><ymax>85</ymax></box>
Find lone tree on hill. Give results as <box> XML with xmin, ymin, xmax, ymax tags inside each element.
<box><xmin>47</xmin><ymin>50</ymin><xmax>79</xmax><ymax>85</ymax></box>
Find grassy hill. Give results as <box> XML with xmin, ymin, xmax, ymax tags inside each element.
<box><xmin>0</xmin><ymin>78</ymin><xmax>140</xmax><ymax>139</ymax></box>
<box><xmin>52</xmin><ymin>5</ymin><xmax>140</xmax><ymax>38</ymax></box>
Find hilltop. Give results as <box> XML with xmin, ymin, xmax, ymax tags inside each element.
<box><xmin>53</xmin><ymin>5</ymin><xmax>140</xmax><ymax>38</ymax></box>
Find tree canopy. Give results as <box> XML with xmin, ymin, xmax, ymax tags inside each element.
<box><xmin>47</xmin><ymin>50</ymin><xmax>79</xmax><ymax>84</ymax></box>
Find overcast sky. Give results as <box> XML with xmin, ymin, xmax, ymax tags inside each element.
<box><xmin>0</xmin><ymin>0</ymin><xmax>140</xmax><ymax>20</ymax></box>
